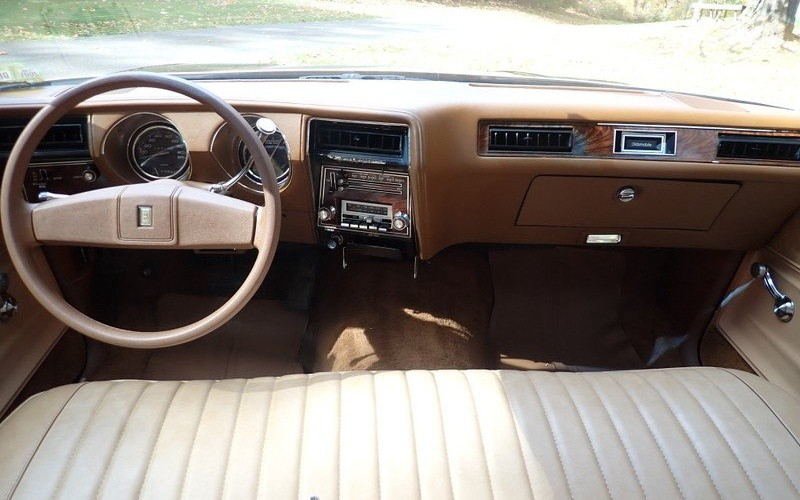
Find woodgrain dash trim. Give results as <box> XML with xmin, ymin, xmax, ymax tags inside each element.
<box><xmin>478</xmin><ymin>120</ymin><xmax>800</xmax><ymax>166</ymax></box>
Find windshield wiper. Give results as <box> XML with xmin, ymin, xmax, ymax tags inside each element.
<box><xmin>0</xmin><ymin>81</ymin><xmax>43</xmax><ymax>91</ymax></box>
<box><xmin>0</xmin><ymin>77</ymin><xmax>89</xmax><ymax>93</ymax></box>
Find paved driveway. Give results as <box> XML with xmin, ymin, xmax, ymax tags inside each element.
<box><xmin>1</xmin><ymin>18</ymin><xmax>443</xmax><ymax>79</ymax></box>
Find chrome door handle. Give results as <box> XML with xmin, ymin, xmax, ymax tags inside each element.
<box><xmin>751</xmin><ymin>263</ymin><xmax>794</xmax><ymax>323</ymax></box>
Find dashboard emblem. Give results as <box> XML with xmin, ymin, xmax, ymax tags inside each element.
<box><xmin>137</xmin><ymin>205</ymin><xmax>153</xmax><ymax>227</ymax></box>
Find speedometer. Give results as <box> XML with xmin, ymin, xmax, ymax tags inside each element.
<box><xmin>130</xmin><ymin>124</ymin><xmax>189</xmax><ymax>180</ymax></box>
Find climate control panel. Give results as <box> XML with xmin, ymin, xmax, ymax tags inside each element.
<box><xmin>317</xmin><ymin>166</ymin><xmax>411</xmax><ymax>238</ymax></box>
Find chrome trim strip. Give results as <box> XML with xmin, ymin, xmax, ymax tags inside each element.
<box><xmin>586</xmin><ymin>234</ymin><xmax>622</xmax><ymax>244</ymax></box>
<box><xmin>598</xmin><ymin>122</ymin><xmax>781</xmax><ymax>133</ymax></box>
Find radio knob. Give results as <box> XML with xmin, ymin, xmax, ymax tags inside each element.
<box><xmin>82</xmin><ymin>169</ymin><xmax>97</xmax><ymax>183</ymax></box>
<box><xmin>318</xmin><ymin>206</ymin><xmax>335</xmax><ymax>222</ymax></box>
<box><xmin>392</xmin><ymin>211</ymin><xmax>409</xmax><ymax>231</ymax></box>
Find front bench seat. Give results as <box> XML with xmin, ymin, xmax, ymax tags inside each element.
<box><xmin>1</xmin><ymin>368</ymin><xmax>799</xmax><ymax>499</ymax></box>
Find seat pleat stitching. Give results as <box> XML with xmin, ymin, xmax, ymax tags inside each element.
<box><xmin>581</xmin><ymin>375</ymin><xmax>647</xmax><ymax>500</ymax></box>
<box><xmin>53</xmin><ymin>382</ymin><xmax>116</xmax><ymax>498</ymax></box>
<box><xmin>177</xmin><ymin>381</ymin><xmax>216</xmax><ymax>500</ymax></box>
<box><xmin>462</xmin><ymin>372</ymin><xmax>496</xmax><ymax>500</ymax></box>
<box><xmin>604</xmin><ymin>374</ymin><xmax>686</xmax><ymax>500</ymax></box>
<box><xmin>219</xmin><ymin>379</ymin><xmax>249</xmax><ymax>499</ymax></box>
<box><xmin>136</xmin><ymin>381</ymin><xmax>185</xmax><ymax>500</ymax></box>
<box><xmin>371</xmin><ymin>373</ymin><xmax>383</xmax><ymax>500</ymax></box>
<box><xmin>5</xmin><ymin>383</ymin><xmax>87</xmax><ymax>500</ymax></box>
<box><xmin>254</xmin><ymin>378</ymin><xmax>278</xmax><ymax>499</ymax></box>
<box><xmin>525</xmin><ymin>374</ymin><xmax>576</xmax><ymax>499</ymax></box>
<box><xmin>93</xmin><ymin>381</ymin><xmax>150</xmax><ymax>499</ymax></box>
<box><xmin>667</xmin><ymin>372</ymin><xmax>764</xmax><ymax>499</ymax></box>
<box><xmin>431</xmin><ymin>372</ymin><xmax>456</xmax><ymax>500</ymax></box>
<box><xmin>402</xmin><ymin>372</ymin><xmax>422</xmax><ymax>500</ymax></box>
<box><xmin>294</xmin><ymin>378</ymin><xmax>311</xmax><ymax>500</ymax></box>
<box><xmin>552</xmin><ymin>373</ymin><xmax>613</xmax><ymax>500</ymax></box>
<box><xmin>632</xmin><ymin>373</ymin><xmax>724</xmax><ymax>499</ymax></box>
<box><xmin>494</xmin><ymin>373</ymin><xmax>537</xmax><ymax>500</ymax></box>
<box><xmin>722</xmin><ymin>369</ymin><xmax>800</xmax><ymax>449</ymax></box>
<box><xmin>697</xmin><ymin>370</ymin><xmax>800</xmax><ymax>494</ymax></box>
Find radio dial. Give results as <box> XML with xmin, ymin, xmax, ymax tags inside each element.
<box><xmin>318</xmin><ymin>206</ymin><xmax>335</xmax><ymax>222</ymax></box>
<box><xmin>392</xmin><ymin>211</ymin><xmax>409</xmax><ymax>231</ymax></box>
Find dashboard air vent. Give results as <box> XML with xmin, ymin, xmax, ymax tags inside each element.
<box><xmin>717</xmin><ymin>134</ymin><xmax>800</xmax><ymax>162</ymax></box>
<box><xmin>315</xmin><ymin>121</ymin><xmax>405</xmax><ymax>156</ymax></box>
<box><xmin>0</xmin><ymin>117</ymin><xmax>89</xmax><ymax>158</ymax></box>
<box><xmin>487</xmin><ymin>126</ymin><xmax>573</xmax><ymax>153</ymax></box>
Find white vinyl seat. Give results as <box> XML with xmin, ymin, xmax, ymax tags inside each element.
<box><xmin>1</xmin><ymin>368</ymin><xmax>800</xmax><ymax>499</ymax></box>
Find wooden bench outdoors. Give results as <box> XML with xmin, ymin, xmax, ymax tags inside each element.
<box><xmin>691</xmin><ymin>2</ymin><xmax>746</xmax><ymax>21</ymax></box>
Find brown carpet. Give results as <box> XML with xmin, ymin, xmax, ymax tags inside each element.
<box><xmin>86</xmin><ymin>295</ymin><xmax>306</xmax><ymax>381</ymax></box>
<box><xmin>312</xmin><ymin>248</ymin><xmax>494</xmax><ymax>371</ymax></box>
<box><xmin>700</xmin><ymin>326</ymin><xmax>756</xmax><ymax>374</ymax></box>
<box><xmin>488</xmin><ymin>247</ymin><xmax>684</xmax><ymax>371</ymax></box>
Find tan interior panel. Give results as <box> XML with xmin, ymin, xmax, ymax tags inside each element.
<box><xmin>717</xmin><ymin>248</ymin><xmax>800</xmax><ymax>397</ymax></box>
<box><xmin>517</xmin><ymin>176</ymin><xmax>739</xmax><ymax>230</ymax></box>
<box><xmin>0</xmin><ymin>240</ymin><xmax>65</xmax><ymax>415</ymax></box>
<box><xmin>717</xmin><ymin>208</ymin><xmax>800</xmax><ymax>398</ymax></box>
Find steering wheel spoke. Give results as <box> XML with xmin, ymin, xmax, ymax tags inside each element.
<box><xmin>32</xmin><ymin>180</ymin><xmax>258</xmax><ymax>250</ymax></box>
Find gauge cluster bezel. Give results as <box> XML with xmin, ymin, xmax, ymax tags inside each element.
<box><xmin>209</xmin><ymin>113</ymin><xmax>292</xmax><ymax>192</ymax></box>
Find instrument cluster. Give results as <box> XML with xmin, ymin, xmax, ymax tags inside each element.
<box><xmin>98</xmin><ymin>112</ymin><xmax>292</xmax><ymax>191</ymax></box>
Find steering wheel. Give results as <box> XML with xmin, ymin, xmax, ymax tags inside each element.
<box><xmin>0</xmin><ymin>72</ymin><xmax>281</xmax><ymax>348</ymax></box>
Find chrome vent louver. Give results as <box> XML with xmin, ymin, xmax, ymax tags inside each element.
<box><xmin>315</xmin><ymin>122</ymin><xmax>405</xmax><ymax>156</ymax></box>
<box><xmin>487</xmin><ymin>126</ymin><xmax>573</xmax><ymax>153</ymax></box>
<box><xmin>717</xmin><ymin>134</ymin><xmax>800</xmax><ymax>162</ymax></box>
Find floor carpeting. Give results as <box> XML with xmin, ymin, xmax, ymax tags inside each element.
<box><xmin>86</xmin><ymin>295</ymin><xmax>306</xmax><ymax>381</ymax></box>
<box><xmin>312</xmin><ymin>247</ymin><xmax>494</xmax><ymax>371</ymax></box>
<box><xmin>700</xmin><ymin>326</ymin><xmax>756</xmax><ymax>374</ymax></box>
<box><xmin>488</xmin><ymin>247</ymin><xmax>685</xmax><ymax>371</ymax></box>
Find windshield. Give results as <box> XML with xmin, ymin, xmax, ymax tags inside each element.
<box><xmin>1</xmin><ymin>0</ymin><xmax>798</xmax><ymax>108</ymax></box>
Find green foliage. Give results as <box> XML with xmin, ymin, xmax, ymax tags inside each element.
<box><xmin>0</xmin><ymin>0</ymin><xmax>366</xmax><ymax>41</ymax></box>
<box><xmin>427</xmin><ymin>0</ymin><xmax>743</xmax><ymax>22</ymax></box>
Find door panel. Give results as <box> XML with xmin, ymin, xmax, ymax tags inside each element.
<box><xmin>0</xmin><ymin>240</ymin><xmax>65</xmax><ymax>415</ymax></box>
<box><xmin>717</xmin><ymin>211</ymin><xmax>800</xmax><ymax>398</ymax></box>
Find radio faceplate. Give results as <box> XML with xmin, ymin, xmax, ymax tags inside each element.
<box><xmin>317</xmin><ymin>166</ymin><xmax>411</xmax><ymax>238</ymax></box>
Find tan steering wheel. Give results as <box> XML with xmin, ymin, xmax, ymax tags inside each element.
<box><xmin>0</xmin><ymin>72</ymin><xmax>281</xmax><ymax>348</ymax></box>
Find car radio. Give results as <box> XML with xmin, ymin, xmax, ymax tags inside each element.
<box><xmin>317</xmin><ymin>166</ymin><xmax>411</xmax><ymax>238</ymax></box>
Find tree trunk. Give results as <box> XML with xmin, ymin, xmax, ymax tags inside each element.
<box><xmin>744</xmin><ymin>0</ymin><xmax>800</xmax><ymax>39</ymax></box>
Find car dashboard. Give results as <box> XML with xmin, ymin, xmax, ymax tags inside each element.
<box><xmin>1</xmin><ymin>78</ymin><xmax>800</xmax><ymax>260</ymax></box>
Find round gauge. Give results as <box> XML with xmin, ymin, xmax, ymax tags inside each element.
<box><xmin>237</xmin><ymin>116</ymin><xmax>291</xmax><ymax>186</ymax></box>
<box><xmin>129</xmin><ymin>124</ymin><xmax>189</xmax><ymax>180</ymax></box>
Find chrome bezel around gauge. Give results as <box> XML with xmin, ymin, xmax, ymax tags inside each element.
<box><xmin>128</xmin><ymin>123</ymin><xmax>190</xmax><ymax>181</ymax></box>
<box><xmin>209</xmin><ymin>114</ymin><xmax>292</xmax><ymax>192</ymax></box>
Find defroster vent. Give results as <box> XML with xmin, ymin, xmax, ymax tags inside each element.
<box><xmin>487</xmin><ymin>125</ymin><xmax>573</xmax><ymax>153</ymax></box>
